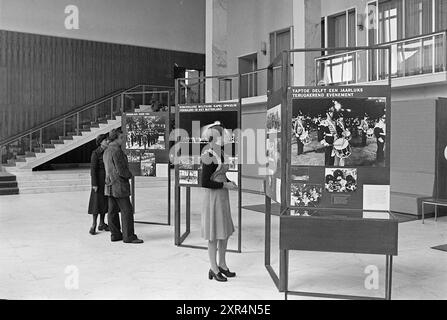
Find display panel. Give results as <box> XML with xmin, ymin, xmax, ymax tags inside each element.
<box><xmin>288</xmin><ymin>86</ymin><xmax>391</xmax><ymax>212</ymax></box>
<box><xmin>122</xmin><ymin>112</ymin><xmax>170</xmax><ymax>177</ymax></box>
<box><xmin>176</xmin><ymin>103</ymin><xmax>240</xmax><ymax>188</ymax></box>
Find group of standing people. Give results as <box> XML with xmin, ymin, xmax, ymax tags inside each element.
<box><xmin>87</xmin><ymin>124</ymin><xmax>238</xmax><ymax>282</ymax></box>
<box><xmin>88</xmin><ymin>129</ymin><xmax>143</xmax><ymax>244</ymax></box>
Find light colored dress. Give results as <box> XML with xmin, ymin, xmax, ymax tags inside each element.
<box><xmin>201</xmin><ymin>158</ymin><xmax>235</xmax><ymax>241</ymax></box>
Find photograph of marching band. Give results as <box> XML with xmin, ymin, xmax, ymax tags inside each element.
<box><xmin>291</xmin><ymin>98</ymin><xmax>387</xmax><ymax>167</ymax></box>
<box><xmin>141</xmin><ymin>152</ymin><xmax>156</xmax><ymax>177</ymax></box>
<box><xmin>325</xmin><ymin>168</ymin><xmax>358</xmax><ymax>193</ymax></box>
<box><xmin>290</xmin><ymin>183</ymin><xmax>323</xmax><ymax>207</ymax></box>
<box><xmin>125</xmin><ymin>114</ymin><xmax>167</xmax><ymax>150</ymax></box>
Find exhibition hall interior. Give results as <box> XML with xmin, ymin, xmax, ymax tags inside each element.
<box><xmin>0</xmin><ymin>0</ymin><xmax>446</xmax><ymax>301</ymax></box>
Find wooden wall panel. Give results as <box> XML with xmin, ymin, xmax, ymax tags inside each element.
<box><xmin>0</xmin><ymin>30</ymin><xmax>205</xmax><ymax>140</ymax></box>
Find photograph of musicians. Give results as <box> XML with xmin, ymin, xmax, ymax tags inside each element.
<box><xmin>87</xmin><ymin>134</ymin><xmax>110</xmax><ymax>235</ymax></box>
<box><xmin>104</xmin><ymin>129</ymin><xmax>143</xmax><ymax>244</ymax></box>
<box><xmin>374</xmin><ymin>114</ymin><xmax>386</xmax><ymax>163</ymax></box>
<box><xmin>359</xmin><ymin>115</ymin><xmax>369</xmax><ymax>147</ymax></box>
<box><xmin>320</xmin><ymin>106</ymin><xmax>339</xmax><ymax>166</ymax></box>
<box><xmin>201</xmin><ymin>123</ymin><xmax>237</xmax><ymax>282</ymax></box>
<box><xmin>293</xmin><ymin>115</ymin><xmax>305</xmax><ymax>156</ymax></box>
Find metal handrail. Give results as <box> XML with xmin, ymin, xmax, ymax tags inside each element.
<box><xmin>0</xmin><ymin>84</ymin><xmax>176</xmax><ymax>146</ymax></box>
<box><xmin>315</xmin><ymin>30</ymin><xmax>447</xmax><ymax>61</ymax></box>
<box><xmin>0</xmin><ymin>84</ymin><xmax>137</xmax><ymax>146</ymax></box>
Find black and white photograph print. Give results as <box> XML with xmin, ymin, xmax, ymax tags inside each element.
<box><xmin>291</xmin><ymin>97</ymin><xmax>387</xmax><ymax>167</ymax></box>
<box><xmin>126</xmin><ymin>150</ymin><xmax>141</xmax><ymax>163</ymax></box>
<box><xmin>178</xmin><ymin>156</ymin><xmax>201</xmax><ymax>170</ymax></box>
<box><xmin>290</xmin><ymin>183</ymin><xmax>323</xmax><ymax>207</ymax></box>
<box><xmin>125</xmin><ymin>114</ymin><xmax>167</xmax><ymax>150</ymax></box>
<box><xmin>179</xmin><ymin>170</ymin><xmax>199</xmax><ymax>185</ymax></box>
<box><xmin>325</xmin><ymin>168</ymin><xmax>358</xmax><ymax>193</ymax></box>
<box><xmin>291</xmin><ymin>167</ymin><xmax>310</xmax><ymax>181</ymax></box>
<box><xmin>266</xmin><ymin>104</ymin><xmax>281</xmax><ymax>134</ymax></box>
<box><xmin>141</xmin><ymin>152</ymin><xmax>156</xmax><ymax>177</ymax></box>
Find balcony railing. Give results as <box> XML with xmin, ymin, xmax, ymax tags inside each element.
<box><xmin>316</xmin><ymin>30</ymin><xmax>447</xmax><ymax>85</ymax></box>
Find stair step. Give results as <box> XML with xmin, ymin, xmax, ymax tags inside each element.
<box><xmin>0</xmin><ymin>187</ymin><xmax>19</xmax><ymax>195</ymax></box>
<box><xmin>51</xmin><ymin>140</ymin><xmax>65</xmax><ymax>145</ymax></box>
<box><xmin>33</xmin><ymin>148</ymin><xmax>46</xmax><ymax>153</ymax></box>
<box><xmin>0</xmin><ymin>181</ymin><xmax>18</xmax><ymax>188</ymax></box>
<box><xmin>59</xmin><ymin>136</ymin><xmax>74</xmax><ymax>140</ymax></box>
<box><xmin>90</xmin><ymin>123</ymin><xmax>100</xmax><ymax>128</ymax></box>
<box><xmin>0</xmin><ymin>174</ymin><xmax>16</xmax><ymax>182</ymax></box>
<box><xmin>25</xmin><ymin>152</ymin><xmax>36</xmax><ymax>157</ymax></box>
<box><xmin>82</xmin><ymin>125</ymin><xmax>91</xmax><ymax>130</ymax></box>
<box><xmin>42</xmin><ymin>144</ymin><xmax>55</xmax><ymax>149</ymax></box>
<box><xmin>67</xmin><ymin>132</ymin><xmax>81</xmax><ymax>137</ymax></box>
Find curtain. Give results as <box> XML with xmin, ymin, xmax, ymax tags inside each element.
<box><xmin>378</xmin><ymin>0</ymin><xmax>403</xmax><ymax>43</ymax></box>
<box><xmin>405</xmin><ymin>0</ymin><xmax>432</xmax><ymax>37</ymax></box>
<box><xmin>348</xmin><ymin>10</ymin><xmax>356</xmax><ymax>47</ymax></box>
<box><xmin>334</xmin><ymin>13</ymin><xmax>347</xmax><ymax>47</ymax></box>
<box><xmin>436</xmin><ymin>0</ymin><xmax>447</xmax><ymax>31</ymax></box>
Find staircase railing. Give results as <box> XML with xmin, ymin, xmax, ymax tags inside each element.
<box><xmin>0</xmin><ymin>84</ymin><xmax>174</xmax><ymax>166</ymax></box>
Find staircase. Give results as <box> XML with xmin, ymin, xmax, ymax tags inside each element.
<box><xmin>0</xmin><ymin>173</ymin><xmax>19</xmax><ymax>195</ymax></box>
<box><xmin>2</xmin><ymin>116</ymin><xmax>122</xmax><ymax>172</ymax></box>
<box><xmin>0</xmin><ymin>84</ymin><xmax>174</xmax><ymax>193</ymax></box>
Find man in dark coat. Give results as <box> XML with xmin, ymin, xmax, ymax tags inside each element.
<box><xmin>104</xmin><ymin>129</ymin><xmax>143</xmax><ymax>244</ymax></box>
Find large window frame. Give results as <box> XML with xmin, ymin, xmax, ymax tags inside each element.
<box><xmin>323</xmin><ymin>7</ymin><xmax>358</xmax><ymax>49</ymax></box>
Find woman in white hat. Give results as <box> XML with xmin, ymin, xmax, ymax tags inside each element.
<box><xmin>201</xmin><ymin>122</ymin><xmax>238</xmax><ymax>282</ymax></box>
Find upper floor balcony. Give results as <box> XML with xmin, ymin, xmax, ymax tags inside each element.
<box><xmin>315</xmin><ymin>30</ymin><xmax>447</xmax><ymax>87</ymax></box>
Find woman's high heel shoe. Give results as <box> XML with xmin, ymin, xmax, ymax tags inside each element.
<box><xmin>219</xmin><ymin>267</ymin><xmax>236</xmax><ymax>278</ymax></box>
<box><xmin>209</xmin><ymin>269</ymin><xmax>227</xmax><ymax>282</ymax></box>
<box><xmin>89</xmin><ymin>226</ymin><xmax>96</xmax><ymax>235</ymax></box>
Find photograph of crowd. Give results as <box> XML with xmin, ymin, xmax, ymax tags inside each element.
<box><xmin>325</xmin><ymin>168</ymin><xmax>358</xmax><ymax>193</ymax></box>
<box><xmin>291</xmin><ymin>98</ymin><xmax>387</xmax><ymax>167</ymax></box>
<box><xmin>290</xmin><ymin>183</ymin><xmax>323</xmax><ymax>207</ymax></box>
<box><xmin>179</xmin><ymin>170</ymin><xmax>199</xmax><ymax>185</ymax></box>
<box><xmin>126</xmin><ymin>151</ymin><xmax>141</xmax><ymax>163</ymax></box>
<box><xmin>266</xmin><ymin>137</ymin><xmax>281</xmax><ymax>175</ymax></box>
<box><xmin>141</xmin><ymin>152</ymin><xmax>156</xmax><ymax>177</ymax></box>
<box><xmin>125</xmin><ymin>114</ymin><xmax>167</xmax><ymax>150</ymax></box>
<box><xmin>178</xmin><ymin>156</ymin><xmax>201</xmax><ymax>170</ymax></box>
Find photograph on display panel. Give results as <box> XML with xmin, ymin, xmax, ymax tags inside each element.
<box><xmin>125</xmin><ymin>113</ymin><xmax>168</xmax><ymax>150</ymax></box>
<box><xmin>290</xmin><ymin>183</ymin><xmax>323</xmax><ymax>208</ymax></box>
<box><xmin>141</xmin><ymin>152</ymin><xmax>156</xmax><ymax>177</ymax></box>
<box><xmin>325</xmin><ymin>168</ymin><xmax>358</xmax><ymax>193</ymax></box>
<box><xmin>291</xmin><ymin>97</ymin><xmax>387</xmax><ymax>167</ymax></box>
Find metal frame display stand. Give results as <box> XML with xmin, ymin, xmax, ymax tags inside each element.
<box><xmin>173</xmin><ymin>76</ymin><xmax>243</xmax><ymax>253</ymax></box>
<box><xmin>265</xmin><ymin>46</ymin><xmax>397</xmax><ymax>300</ymax></box>
<box><xmin>127</xmin><ymin>90</ymin><xmax>172</xmax><ymax>226</ymax></box>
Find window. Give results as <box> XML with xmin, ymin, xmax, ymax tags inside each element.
<box><xmin>436</xmin><ymin>0</ymin><xmax>447</xmax><ymax>31</ymax></box>
<box><xmin>405</xmin><ymin>0</ymin><xmax>432</xmax><ymax>37</ymax></box>
<box><xmin>270</xmin><ymin>28</ymin><xmax>291</xmax><ymax>62</ymax></box>
<box><xmin>239</xmin><ymin>53</ymin><xmax>258</xmax><ymax>98</ymax></box>
<box><xmin>326</xmin><ymin>9</ymin><xmax>356</xmax><ymax>49</ymax></box>
<box><xmin>378</xmin><ymin>0</ymin><xmax>403</xmax><ymax>43</ymax></box>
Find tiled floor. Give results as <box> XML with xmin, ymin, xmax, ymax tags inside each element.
<box><xmin>0</xmin><ymin>179</ymin><xmax>446</xmax><ymax>300</ymax></box>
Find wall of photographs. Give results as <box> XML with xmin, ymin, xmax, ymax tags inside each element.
<box><xmin>175</xmin><ymin>103</ymin><xmax>240</xmax><ymax>187</ymax></box>
<box><xmin>122</xmin><ymin>112</ymin><xmax>170</xmax><ymax>177</ymax></box>
<box><xmin>287</xmin><ymin>86</ymin><xmax>391</xmax><ymax>215</ymax></box>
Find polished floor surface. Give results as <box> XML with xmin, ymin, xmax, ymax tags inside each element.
<box><xmin>0</xmin><ymin>178</ymin><xmax>446</xmax><ymax>300</ymax></box>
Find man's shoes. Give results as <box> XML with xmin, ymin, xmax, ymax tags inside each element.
<box><xmin>98</xmin><ymin>223</ymin><xmax>110</xmax><ymax>232</ymax></box>
<box><xmin>111</xmin><ymin>235</ymin><xmax>123</xmax><ymax>242</ymax></box>
<box><xmin>124</xmin><ymin>238</ymin><xmax>144</xmax><ymax>244</ymax></box>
